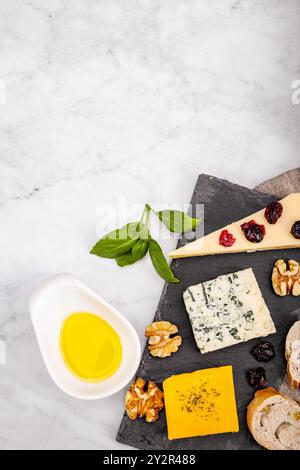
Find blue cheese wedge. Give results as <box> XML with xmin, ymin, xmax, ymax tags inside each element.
<box><xmin>183</xmin><ymin>268</ymin><xmax>276</xmax><ymax>354</ymax></box>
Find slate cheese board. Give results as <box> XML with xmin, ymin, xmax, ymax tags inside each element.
<box><xmin>117</xmin><ymin>174</ymin><xmax>300</xmax><ymax>450</ymax></box>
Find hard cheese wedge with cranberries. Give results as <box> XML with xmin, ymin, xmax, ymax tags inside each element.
<box><xmin>169</xmin><ymin>193</ymin><xmax>300</xmax><ymax>259</ymax></box>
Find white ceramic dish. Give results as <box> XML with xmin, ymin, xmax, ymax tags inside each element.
<box><xmin>29</xmin><ymin>273</ymin><xmax>141</xmax><ymax>400</ymax></box>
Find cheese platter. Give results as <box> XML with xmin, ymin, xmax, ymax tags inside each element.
<box><xmin>116</xmin><ymin>174</ymin><xmax>300</xmax><ymax>450</ymax></box>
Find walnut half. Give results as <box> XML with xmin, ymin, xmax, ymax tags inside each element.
<box><xmin>272</xmin><ymin>259</ymin><xmax>300</xmax><ymax>296</ymax></box>
<box><xmin>125</xmin><ymin>378</ymin><xmax>164</xmax><ymax>422</ymax></box>
<box><xmin>145</xmin><ymin>321</ymin><xmax>182</xmax><ymax>358</ymax></box>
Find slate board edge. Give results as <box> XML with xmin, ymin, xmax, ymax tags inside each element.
<box><xmin>116</xmin><ymin>174</ymin><xmax>279</xmax><ymax>449</ymax></box>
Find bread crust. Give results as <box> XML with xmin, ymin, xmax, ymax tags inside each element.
<box><xmin>287</xmin><ymin>359</ymin><xmax>300</xmax><ymax>389</ymax></box>
<box><xmin>285</xmin><ymin>320</ymin><xmax>300</xmax><ymax>389</ymax></box>
<box><xmin>247</xmin><ymin>386</ymin><xmax>281</xmax><ymax>434</ymax></box>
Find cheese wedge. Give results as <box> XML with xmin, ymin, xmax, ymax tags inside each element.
<box><xmin>163</xmin><ymin>366</ymin><xmax>239</xmax><ymax>440</ymax></box>
<box><xmin>169</xmin><ymin>193</ymin><xmax>300</xmax><ymax>259</ymax></box>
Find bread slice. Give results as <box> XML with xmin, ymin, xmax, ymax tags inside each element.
<box><xmin>247</xmin><ymin>387</ymin><xmax>300</xmax><ymax>450</ymax></box>
<box><xmin>285</xmin><ymin>320</ymin><xmax>300</xmax><ymax>389</ymax></box>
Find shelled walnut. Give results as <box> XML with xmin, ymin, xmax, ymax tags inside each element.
<box><xmin>145</xmin><ymin>321</ymin><xmax>182</xmax><ymax>358</ymax></box>
<box><xmin>125</xmin><ymin>378</ymin><xmax>164</xmax><ymax>422</ymax></box>
<box><xmin>272</xmin><ymin>259</ymin><xmax>300</xmax><ymax>296</ymax></box>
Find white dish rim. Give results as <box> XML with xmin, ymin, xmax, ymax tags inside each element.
<box><xmin>29</xmin><ymin>273</ymin><xmax>141</xmax><ymax>400</ymax></box>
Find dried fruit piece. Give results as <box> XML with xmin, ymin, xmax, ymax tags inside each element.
<box><xmin>145</xmin><ymin>321</ymin><xmax>182</xmax><ymax>358</ymax></box>
<box><xmin>291</xmin><ymin>221</ymin><xmax>300</xmax><ymax>239</ymax></box>
<box><xmin>251</xmin><ymin>342</ymin><xmax>275</xmax><ymax>362</ymax></box>
<box><xmin>272</xmin><ymin>259</ymin><xmax>300</xmax><ymax>296</ymax></box>
<box><xmin>219</xmin><ymin>229</ymin><xmax>236</xmax><ymax>247</ymax></box>
<box><xmin>264</xmin><ymin>201</ymin><xmax>283</xmax><ymax>224</ymax></box>
<box><xmin>241</xmin><ymin>220</ymin><xmax>266</xmax><ymax>243</ymax></box>
<box><xmin>247</xmin><ymin>367</ymin><xmax>267</xmax><ymax>389</ymax></box>
<box><xmin>125</xmin><ymin>377</ymin><xmax>164</xmax><ymax>422</ymax></box>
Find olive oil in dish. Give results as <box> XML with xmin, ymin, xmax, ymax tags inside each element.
<box><xmin>60</xmin><ymin>312</ymin><xmax>122</xmax><ymax>382</ymax></box>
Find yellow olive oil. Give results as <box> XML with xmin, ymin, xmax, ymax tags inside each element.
<box><xmin>60</xmin><ymin>312</ymin><xmax>122</xmax><ymax>382</ymax></box>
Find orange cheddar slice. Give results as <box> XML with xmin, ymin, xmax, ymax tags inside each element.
<box><xmin>163</xmin><ymin>366</ymin><xmax>239</xmax><ymax>440</ymax></box>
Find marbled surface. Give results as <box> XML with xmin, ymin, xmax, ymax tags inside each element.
<box><xmin>0</xmin><ymin>0</ymin><xmax>299</xmax><ymax>450</ymax></box>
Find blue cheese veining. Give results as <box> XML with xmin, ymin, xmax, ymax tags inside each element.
<box><xmin>183</xmin><ymin>268</ymin><xmax>276</xmax><ymax>354</ymax></box>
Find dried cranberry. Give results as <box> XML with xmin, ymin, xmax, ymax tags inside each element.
<box><xmin>241</xmin><ymin>220</ymin><xmax>266</xmax><ymax>243</ymax></box>
<box><xmin>247</xmin><ymin>367</ymin><xmax>267</xmax><ymax>389</ymax></box>
<box><xmin>251</xmin><ymin>342</ymin><xmax>275</xmax><ymax>362</ymax></box>
<box><xmin>219</xmin><ymin>229</ymin><xmax>236</xmax><ymax>247</ymax></box>
<box><xmin>291</xmin><ymin>221</ymin><xmax>300</xmax><ymax>239</ymax></box>
<box><xmin>264</xmin><ymin>201</ymin><xmax>283</xmax><ymax>224</ymax></box>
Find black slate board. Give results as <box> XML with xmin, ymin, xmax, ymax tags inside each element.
<box><xmin>117</xmin><ymin>175</ymin><xmax>300</xmax><ymax>450</ymax></box>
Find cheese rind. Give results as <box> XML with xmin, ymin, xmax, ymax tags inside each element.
<box><xmin>169</xmin><ymin>193</ymin><xmax>300</xmax><ymax>259</ymax></box>
<box><xmin>163</xmin><ymin>366</ymin><xmax>239</xmax><ymax>440</ymax></box>
<box><xmin>183</xmin><ymin>268</ymin><xmax>276</xmax><ymax>354</ymax></box>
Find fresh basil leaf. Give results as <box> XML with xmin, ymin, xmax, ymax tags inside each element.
<box><xmin>148</xmin><ymin>239</ymin><xmax>179</xmax><ymax>283</ymax></box>
<box><xmin>103</xmin><ymin>222</ymin><xmax>140</xmax><ymax>240</ymax></box>
<box><xmin>115</xmin><ymin>250</ymin><xmax>134</xmax><ymax>267</ymax></box>
<box><xmin>132</xmin><ymin>238</ymin><xmax>148</xmax><ymax>259</ymax></box>
<box><xmin>156</xmin><ymin>210</ymin><xmax>200</xmax><ymax>233</ymax></box>
<box><xmin>90</xmin><ymin>237</ymin><xmax>136</xmax><ymax>259</ymax></box>
<box><xmin>90</xmin><ymin>222</ymin><xmax>139</xmax><ymax>259</ymax></box>
<box><xmin>116</xmin><ymin>239</ymin><xmax>148</xmax><ymax>267</ymax></box>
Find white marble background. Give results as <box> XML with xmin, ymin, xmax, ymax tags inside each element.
<box><xmin>0</xmin><ymin>0</ymin><xmax>299</xmax><ymax>450</ymax></box>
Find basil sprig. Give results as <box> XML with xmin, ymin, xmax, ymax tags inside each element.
<box><xmin>90</xmin><ymin>204</ymin><xmax>200</xmax><ymax>283</ymax></box>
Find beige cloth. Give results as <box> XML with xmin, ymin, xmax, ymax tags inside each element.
<box><xmin>254</xmin><ymin>168</ymin><xmax>300</xmax><ymax>197</ymax></box>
